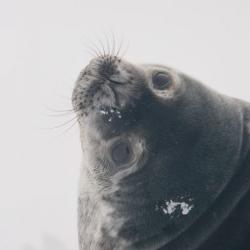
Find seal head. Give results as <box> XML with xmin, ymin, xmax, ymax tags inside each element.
<box><xmin>72</xmin><ymin>56</ymin><xmax>250</xmax><ymax>250</ymax></box>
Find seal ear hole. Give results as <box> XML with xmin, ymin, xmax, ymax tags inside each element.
<box><xmin>110</xmin><ymin>140</ymin><xmax>133</xmax><ymax>165</ymax></box>
<box><xmin>152</xmin><ymin>72</ymin><xmax>172</xmax><ymax>90</ymax></box>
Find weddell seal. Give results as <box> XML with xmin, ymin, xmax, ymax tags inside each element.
<box><xmin>72</xmin><ymin>54</ymin><xmax>250</xmax><ymax>250</ymax></box>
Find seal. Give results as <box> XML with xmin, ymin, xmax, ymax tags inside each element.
<box><xmin>72</xmin><ymin>55</ymin><xmax>250</xmax><ymax>250</ymax></box>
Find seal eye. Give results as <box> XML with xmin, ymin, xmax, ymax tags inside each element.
<box><xmin>152</xmin><ymin>72</ymin><xmax>172</xmax><ymax>90</ymax></box>
<box><xmin>111</xmin><ymin>140</ymin><xmax>132</xmax><ymax>165</ymax></box>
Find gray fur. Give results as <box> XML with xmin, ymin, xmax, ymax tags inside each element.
<box><xmin>72</xmin><ymin>56</ymin><xmax>250</xmax><ymax>250</ymax></box>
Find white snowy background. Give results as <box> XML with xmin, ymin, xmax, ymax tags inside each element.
<box><xmin>1</xmin><ymin>0</ymin><xmax>250</xmax><ymax>249</ymax></box>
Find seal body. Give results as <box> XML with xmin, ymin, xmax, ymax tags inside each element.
<box><xmin>72</xmin><ymin>56</ymin><xmax>250</xmax><ymax>250</ymax></box>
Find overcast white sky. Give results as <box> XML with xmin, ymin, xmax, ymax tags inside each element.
<box><xmin>1</xmin><ymin>0</ymin><xmax>250</xmax><ymax>249</ymax></box>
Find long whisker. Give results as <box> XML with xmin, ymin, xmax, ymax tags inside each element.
<box><xmin>57</xmin><ymin>116</ymin><xmax>80</xmax><ymax>136</ymax></box>
<box><xmin>80</xmin><ymin>39</ymin><xmax>99</xmax><ymax>58</ymax></box>
<box><xmin>44</xmin><ymin>109</ymin><xmax>76</xmax><ymax>119</ymax></box>
<box><xmin>120</xmin><ymin>39</ymin><xmax>129</xmax><ymax>59</ymax></box>
<box><xmin>111</xmin><ymin>31</ymin><xmax>116</xmax><ymax>57</ymax></box>
<box><xmin>116</xmin><ymin>36</ymin><xmax>124</xmax><ymax>58</ymax></box>
<box><xmin>45</xmin><ymin>105</ymin><xmax>83</xmax><ymax>114</ymax></box>
<box><xmin>46</xmin><ymin>107</ymin><xmax>75</xmax><ymax>113</ymax></box>
<box><xmin>46</xmin><ymin>115</ymin><xmax>79</xmax><ymax>130</ymax></box>
<box><xmin>84</xmin><ymin>47</ymin><xmax>99</xmax><ymax>58</ymax></box>
<box><xmin>104</xmin><ymin>32</ymin><xmax>111</xmax><ymax>57</ymax></box>
<box><xmin>87</xmin><ymin>42</ymin><xmax>100</xmax><ymax>57</ymax></box>
<box><xmin>82</xmin><ymin>36</ymin><xmax>103</xmax><ymax>58</ymax></box>
<box><xmin>46</xmin><ymin>112</ymin><xmax>76</xmax><ymax>117</ymax></box>
<box><xmin>81</xmin><ymin>39</ymin><xmax>99</xmax><ymax>58</ymax></box>
<box><xmin>97</xmin><ymin>36</ymin><xmax>107</xmax><ymax>58</ymax></box>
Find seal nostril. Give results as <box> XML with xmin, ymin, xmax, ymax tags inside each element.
<box><xmin>108</xmin><ymin>78</ymin><xmax>125</xmax><ymax>85</ymax></box>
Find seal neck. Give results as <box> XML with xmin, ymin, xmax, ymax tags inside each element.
<box><xmin>133</xmin><ymin>100</ymin><xmax>250</xmax><ymax>250</ymax></box>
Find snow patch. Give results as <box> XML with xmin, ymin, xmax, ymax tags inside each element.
<box><xmin>99</xmin><ymin>108</ymin><xmax>122</xmax><ymax>121</ymax></box>
<box><xmin>100</xmin><ymin>110</ymin><xmax>108</xmax><ymax>115</ymax></box>
<box><xmin>156</xmin><ymin>199</ymin><xmax>194</xmax><ymax>216</ymax></box>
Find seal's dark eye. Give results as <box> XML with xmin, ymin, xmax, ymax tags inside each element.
<box><xmin>152</xmin><ymin>73</ymin><xmax>172</xmax><ymax>90</ymax></box>
<box><xmin>111</xmin><ymin>140</ymin><xmax>132</xmax><ymax>165</ymax></box>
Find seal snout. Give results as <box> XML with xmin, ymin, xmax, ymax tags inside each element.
<box><xmin>73</xmin><ymin>56</ymin><xmax>145</xmax><ymax>118</ymax></box>
<box><xmin>84</xmin><ymin>55</ymin><xmax>120</xmax><ymax>79</ymax></box>
<box><xmin>87</xmin><ymin>55</ymin><xmax>131</xmax><ymax>85</ymax></box>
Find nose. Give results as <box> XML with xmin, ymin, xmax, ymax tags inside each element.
<box><xmin>86</xmin><ymin>56</ymin><xmax>128</xmax><ymax>86</ymax></box>
<box><xmin>98</xmin><ymin>56</ymin><xmax>118</xmax><ymax>78</ymax></box>
<box><xmin>87</xmin><ymin>56</ymin><xmax>119</xmax><ymax>79</ymax></box>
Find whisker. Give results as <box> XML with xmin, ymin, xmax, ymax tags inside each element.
<box><xmin>80</xmin><ymin>40</ymin><xmax>98</xmax><ymax>58</ymax></box>
<box><xmin>116</xmin><ymin>36</ymin><xmax>124</xmax><ymax>58</ymax></box>
<box><xmin>57</xmin><ymin>116</ymin><xmax>80</xmax><ymax>136</ymax></box>
<box><xmin>120</xmin><ymin>40</ymin><xmax>129</xmax><ymax>59</ymax></box>
<box><xmin>88</xmin><ymin>42</ymin><xmax>102</xmax><ymax>58</ymax></box>
<box><xmin>111</xmin><ymin>31</ymin><xmax>116</xmax><ymax>57</ymax></box>
<box><xmin>45</xmin><ymin>106</ymin><xmax>75</xmax><ymax>114</ymax></box>
<box><xmin>84</xmin><ymin>47</ymin><xmax>99</xmax><ymax>58</ymax></box>
<box><xmin>46</xmin><ymin>115</ymin><xmax>79</xmax><ymax>130</ymax></box>
<box><xmin>81</xmin><ymin>40</ymin><xmax>99</xmax><ymax>58</ymax></box>
<box><xmin>47</xmin><ymin>108</ymin><xmax>75</xmax><ymax>113</ymax></box>
<box><xmin>82</xmin><ymin>36</ymin><xmax>103</xmax><ymax>58</ymax></box>
<box><xmin>46</xmin><ymin>112</ymin><xmax>76</xmax><ymax>117</ymax></box>
<box><xmin>97</xmin><ymin>36</ymin><xmax>106</xmax><ymax>58</ymax></box>
<box><xmin>104</xmin><ymin>32</ymin><xmax>111</xmax><ymax>57</ymax></box>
